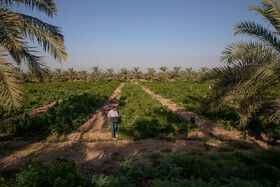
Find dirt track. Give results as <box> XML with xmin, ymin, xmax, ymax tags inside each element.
<box><xmin>0</xmin><ymin>82</ymin><xmax>271</xmax><ymax>172</ymax></box>
<box><xmin>137</xmin><ymin>83</ymin><xmax>270</xmax><ymax>148</ymax></box>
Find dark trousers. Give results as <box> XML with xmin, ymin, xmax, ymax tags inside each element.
<box><xmin>110</xmin><ymin>121</ymin><xmax>118</xmax><ymax>137</ymax></box>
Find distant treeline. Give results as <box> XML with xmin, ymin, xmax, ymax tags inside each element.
<box><xmin>17</xmin><ymin>66</ymin><xmax>211</xmax><ymax>82</ymax></box>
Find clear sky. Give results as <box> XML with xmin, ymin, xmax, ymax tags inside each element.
<box><xmin>19</xmin><ymin>0</ymin><xmax>264</xmax><ymax>72</ymax></box>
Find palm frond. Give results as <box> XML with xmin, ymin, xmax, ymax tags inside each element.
<box><xmin>0</xmin><ymin>48</ymin><xmax>23</xmax><ymax>111</ymax></box>
<box><xmin>234</xmin><ymin>21</ymin><xmax>280</xmax><ymax>52</ymax></box>
<box><xmin>203</xmin><ymin>52</ymin><xmax>280</xmax><ymax>128</ymax></box>
<box><xmin>250</xmin><ymin>0</ymin><xmax>280</xmax><ymax>32</ymax></box>
<box><xmin>0</xmin><ymin>0</ymin><xmax>57</xmax><ymax>17</ymax></box>
<box><xmin>17</xmin><ymin>13</ymin><xmax>67</xmax><ymax>62</ymax></box>
<box><xmin>0</xmin><ymin>8</ymin><xmax>24</xmax><ymax>63</ymax></box>
<box><xmin>221</xmin><ymin>40</ymin><xmax>279</xmax><ymax>64</ymax></box>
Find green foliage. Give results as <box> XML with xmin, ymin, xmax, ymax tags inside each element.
<box><xmin>206</xmin><ymin>0</ymin><xmax>280</xmax><ymax>130</ymax></box>
<box><xmin>249</xmin><ymin>113</ymin><xmax>280</xmax><ymax>139</ymax></box>
<box><xmin>140</xmin><ymin>82</ymin><xmax>213</xmax><ymax>112</ymax></box>
<box><xmin>15</xmin><ymin>159</ymin><xmax>89</xmax><ymax>187</ymax></box>
<box><xmin>91</xmin><ymin>174</ymin><xmax>120</xmax><ymax>187</ymax></box>
<box><xmin>118</xmin><ymin>83</ymin><xmax>193</xmax><ymax>140</ymax></box>
<box><xmin>0</xmin><ymin>81</ymin><xmax>98</xmax><ymax>120</ymax></box>
<box><xmin>153</xmin><ymin>177</ymin><xmax>263</xmax><ymax>187</ymax></box>
<box><xmin>140</xmin><ymin>82</ymin><xmax>280</xmax><ymax>138</ymax></box>
<box><xmin>116</xmin><ymin>158</ymin><xmax>143</xmax><ymax>185</ymax></box>
<box><xmin>0</xmin><ymin>0</ymin><xmax>67</xmax><ymax>111</ymax></box>
<box><xmin>47</xmin><ymin>160</ymin><xmax>82</xmax><ymax>187</ymax></box>
<box><xmin>140</xmin><ymin>82</ymin><xmax>239</xmax><ymax>129</ymax></box>
<box><xmin>2</xmin><ymin>150</ymin><xmax>280</xmax><ymax>186</ymax></box>
<box><xmin>16</xmin><ymin>158</ymin><xmax>47</xmax><ymax>187</ymax></box>
<box><xmin>0</xmin><ymin>81</ymin><xmax>120</xmax><ymax>138</ymax></box>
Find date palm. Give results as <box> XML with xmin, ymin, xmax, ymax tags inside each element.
<box><xmin>186</xmin><ymin>68</ymin><xmax>192</xmax><ymax>74</ymax></box>
<box><xmin>106</xmin><ymin>68</ymin><xmax>115</xmax><ymax>81</ymax></box>
<box><xmin>78</xmin><ymin>71</ymin><xmax>87</xmax><ymax>81</ymax></box>
<box><xmin>146</xmin><ymin>68</ymin><xmax>156</xmax><ymax>81</ymax></box>
<box><xmin>171</xmin><ymin>66</ymin><xmax>181</xmax><ymax>79</ymax></box>
<box><xmin>159</xmin><ymin>66</ymin><xmax>169</xmax><ymax>81</ymax></box>
<box><xmin>204</xmin><ymin>0</ymin><xmax>280</xmax><ymax>129</ymax></box>
<box><xmin>199</xmin><ymin>67</ymin><xmax>209</xmax><ymax>80</ymax></box>
<box><xmin>42</xmin><ymin>67</ymin><xmax>52</xmax><ymax>81</ymax></box>
<box><xmin>159</xmin><ymin>66</ymin><xmax>168</xmax><ymax>73</ymax></box>
<box><xmin>185</xmin><ymin>67</ymin><xmax>193</xmax><ymax>81</ymax></box>
<box><xmin>68</xmin><ymin>68</ymin><xmax>76</xmax><ymax>81</ymax></box>
<box><xmin>54</xmin><ymin>68</ymin><xmax>62</xmax><ymax>81</ymax></box>
<box><xmin>0</xmin><ymin>0</ymin><xmax>67</xmax><ymax>111</ymax></box>
<box><xmin>120</xmin><ymin>68</ymin><xmax>130</xmax><ymax>82</ymax></box>
<box><xmin>91</xmin><ymin>66</ymin><xmax>101</xmax><ymax>81</ymax></box>
<box><xmin>132</xmin><ymin>67</ymin><xmax>141</xmax><ymax>81</ymax></box>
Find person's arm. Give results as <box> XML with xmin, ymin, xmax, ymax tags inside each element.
<box><xmin>107</xmin><ymin>110</ymin><xmax>111</xmax><ymax>119</ymax></box>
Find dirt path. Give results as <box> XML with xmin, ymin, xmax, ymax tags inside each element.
<box><xmin>0</xmin><ymin>138</ymin><xmax>226</xmax><ymax>172</ymax></box>
<box><xmin>0</xmin><ymin>82</ymin><xmax>271</xmax><ymax>173</ymax></box>
<box><xmin>65</xmin><ymin>83</ymin><xmax>124</xmax><ymax>141</ymax></box>
<box><xmin>137</xmin><ymin>83</ymin><xmax>269</xmax><ymax>148</ymax></box>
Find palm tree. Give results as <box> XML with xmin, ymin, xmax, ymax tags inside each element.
<box><xmin>91</xmin><ymin>66</ymin><xmax>101</xmax><ymax>81</ymax></box>
<box><xmin>120</xmin><ymin>68</ymin><xmax>130</xmax><ymax>82</ymax></box>
<box><xmin>0</xmin><ymin>0</ymin><xmax>67</xmax><ymax>111</ymax></box>
<box><xmin>199</xmin><ymin>67</ymin><xmax>209</xmax><ymax>80</ymax></box>
<box><xmin>186</xmin><ymin>68</ymin><xmax>192</xmax><ymax>74</ymax></box>
<box><xmin>185</xmin><ymin>67</ymin><xmax>193</xmax><ymax>81</ymax></box>
<box><xmin>203</xmin><ymin>0</ymin><xmax>280</xmax><ymax>129</ymax></box>
<box><xmin>159</xmin><ymin>66</ymin><xmax>169</xmax><ymax>81</ymax></box>
<box><xmin>78</xmin><ymin>71</ymin><xmax>87</xmax><ymax>81</ymax></box>
<box><xmin>132</xmin><ymin>67</ymin><xmax>141</xmax><ymax>81</ymax></box>
<box><xmin>145</xmin><ymin>68</ymin><xmax>156</xmax><ymax>81</ymax></box>
<box><xmin>106</xmin><ymin>68</ymin><xmax>115</xmax><ymax>81</ymax></box>
<box><xmin>171</xmin><ymin>66</ymin><xmax>181</xmax><ymax>80</ymax></box>
<box><xmin>54</xmin><ymin>68</ymin><xmax>62</xmax><ymax>81</ymax></box>
<box><xmin>159</xmin><ymin>66</ymin><xmax>168</xmax><ymax>74</ymax></box>
<box><xmin>41</xmin><ymin>67</ymin><xmax>52</xmax><ymax>82</ymax></box>
<box><xmin>173</xmin><ymin>66</ymin><xmax>181</xmax><ymax>74</ymax></box>
<box><xmin>200</xmin><ymin>67</ymin><xmax>208</xmax><ymax>73</ymax></box>
<box><xmin>68</xmin><ymin>68</ymin><xmax>76</xmax><ymax>81</ymax></box>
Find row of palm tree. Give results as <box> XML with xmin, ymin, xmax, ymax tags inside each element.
<box><xmin>18</xmin><ymin>66</ymin><xmax>211</xmax><ymax>82</ymax></box>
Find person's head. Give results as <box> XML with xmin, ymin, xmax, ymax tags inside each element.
<box><xmin>113</xmin><ymin>106</ymin><xmax>117</xmax><ymax>111</ymax></box>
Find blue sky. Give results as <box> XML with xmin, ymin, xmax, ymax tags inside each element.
<box><xmin>19</xmin><ymin>0</ymin><xmax>264</xmax><ymax>72</ymax></box>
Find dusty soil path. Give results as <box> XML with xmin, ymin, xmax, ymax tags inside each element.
<box><xmin>0</xmin><ymin>82</ymin><xmax>271</xmax><ymax>173</ymax></box>
<box><xmin>0</xmin><ymin>138</ymin><xmax>249</xmax><ymax>172</ymax></box>
<box><xmin>137</xmin><ymin>83</ymin><xmax>269</xmax><ymax>148</ymax></box>
<box><xmin>64</xmin><ymin>83</ymin><xmax>125</xmax><ymax>141</ymax></box>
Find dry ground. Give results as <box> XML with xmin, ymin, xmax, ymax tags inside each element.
<box><xmin>0</xmin><ymin>82</ymin><xmax>273</xmax><ymax>173</ymax></box>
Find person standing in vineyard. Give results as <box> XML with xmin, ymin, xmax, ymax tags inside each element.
<box><xmin>108</xmin><ymin>106</ymin><xmax>119</xmax><ymax>138</ymax></box>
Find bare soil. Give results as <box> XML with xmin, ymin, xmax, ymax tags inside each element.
<box><xmin>137</xmin><ymin>82</ymin><xmax>270</xmax><ymax>149</ymax></box>
<box><xmin>0</xmin><ymin>82</ymin><xmax>272</xmax><ymax>173</ymax></box>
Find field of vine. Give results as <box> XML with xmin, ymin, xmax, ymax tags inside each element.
<box><xmin>0</xmin><ymin>81</ymin><xmax>280</xmax><ymax>186</ymax></box>
<box><xmin>140</xmin><ymin>82</ymin><xmax>213</xmax><ymax>112</ymax></box>
<box><xmin>139</xmin><ymin>82</ymin><xmax>238</xmax><ymax>126</ymax></box>
<box><xmin>0</xmin><ymin>81</ymin><xmax>120</xmax><ymax>139</ymax></box>
<box><xmin>0</xmin><ymin>82</ymin><xmax>98</xmax><ymax>120</ymax></box>
<box><xmin>117</xmin><ymin>83</ymin><xmax>193</xmax><ymax>140</ymax></box>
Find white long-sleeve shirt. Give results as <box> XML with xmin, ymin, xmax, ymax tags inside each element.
<box><xmin>107</xmin><ymin>110</ymin><xmax>118</xmax><ymax>118</ymax></box>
